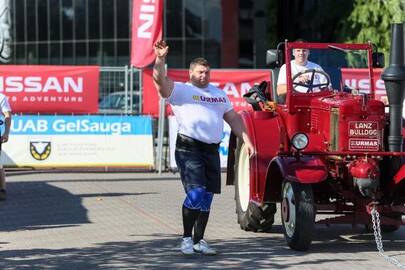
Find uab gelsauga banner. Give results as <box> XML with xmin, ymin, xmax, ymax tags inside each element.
<box><xmin>1</xmin><ymin>115</ymin><xmax>154</xmax><ymax>169</ymax></box>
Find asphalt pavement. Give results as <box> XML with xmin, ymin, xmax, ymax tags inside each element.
<box><xmin>1</xmin><ymin>171</ymin><xmax>404</xmax><ymax>270</ymax></box>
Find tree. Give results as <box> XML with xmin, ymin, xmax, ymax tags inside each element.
<box><xmin>337</xmin><ymin>0</ymin><xmax>405</xmax><ymax>66</ymax></box>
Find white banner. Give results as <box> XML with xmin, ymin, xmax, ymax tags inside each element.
<box><xmin>168</xmin><ymin>116</ymin><xmax>230</xmax><ymax>169</ymax></box>
<box><xmin>1</xmin><ymin>115</ymin><xmax>154</xmax><ymax>168</ymax></box>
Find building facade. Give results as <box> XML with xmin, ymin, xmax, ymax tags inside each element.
<box><xmin>6</xmin><ymin>0</ymin><xmax>352</xmax><ymax>68</ymax></box>
<box><xmin>8</xmin><ymin>0</ymin><xmax>269</xmax><ymax>68</ymax></box>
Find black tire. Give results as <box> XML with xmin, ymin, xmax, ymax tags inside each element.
<box><xmin>281</xmin><ymin>180</ymin><xmax>315</xmax><ymax>251</ymax></box>
<box><xmin>234</xmin><ymin>139</ymin><xmax>276</xmax><ymax>232</ymax></box>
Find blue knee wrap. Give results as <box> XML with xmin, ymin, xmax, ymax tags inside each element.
<box><xmin>183</xmin><ymin>187</ymin><xmax>214</xmax><ymax>211</ymax></box>
<box><xmin>200</xmin><ymin>192</ymin><xmax>213</xmax><ymax>212</ymax></box>
<box><xmin>183</xmin><ymin>187</ymin><xmax>205</xmax><ymax>210</ymax></box>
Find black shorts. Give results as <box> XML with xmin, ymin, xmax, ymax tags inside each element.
<box><xmin>175</xmin><ymin>134</ymin><xmax>221</xmax><ymax>194</ymax></box>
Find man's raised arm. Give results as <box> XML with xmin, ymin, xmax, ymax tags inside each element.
<box><xmin>153</xmin><ymin>40</ymin><xmax>174</xmax><ymax>98</ymax></box>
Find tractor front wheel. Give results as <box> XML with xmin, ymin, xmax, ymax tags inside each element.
<box><xmin>234</xmin><ymin>139</ymin><xmax>276</xmax><ymax>232</ymax></box>
<box><xmin>281</xmin><ymin>180</ymin><xmax>315</xmax><ymax>251</ymax></box>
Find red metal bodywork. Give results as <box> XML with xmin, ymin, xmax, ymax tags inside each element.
<box><xmin>227</xmin><ymin>41</ymin><xmax>405</xmax><ymax>226</ymax></box>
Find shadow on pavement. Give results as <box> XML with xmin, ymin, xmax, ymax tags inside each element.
<box><xmin>0</xmin><ymin>181</ymin><xmax>154</xmax><ymax>232</ymax></box>
<box><xmin>0</xmin><ymin>235</ymin><xmax>331</xmax><ymax>270</ymax></box>
<box><xmin>0</xmin><ymin>232</ymin><xmax>404</xmax><ymax>270</ymax></box>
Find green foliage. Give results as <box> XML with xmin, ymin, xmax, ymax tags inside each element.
<box><xmin>337</xmin><ymin>0</ymin><xmax>405</xmax><ymax>66</ymax></box>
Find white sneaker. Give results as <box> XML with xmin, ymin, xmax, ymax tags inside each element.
<box><xmin>180</xmin><ymin>237</ymin><xmax>194</xmax><ymax>255</ymax></box>
<box><xmin>193</xmin><ymin>239</ymin><xmax>217</xmax><ymax>255</ymax></box>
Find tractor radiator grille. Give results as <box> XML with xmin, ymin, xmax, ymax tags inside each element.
<box><xmin>329</xmin><ymin>108</ymin><xmax>339</xmax><ymax>151</ymax></box>
<box><xmin>311</xmin><ymin>110</ymin><xmax>319</xmax><ymax>130</ymax></box>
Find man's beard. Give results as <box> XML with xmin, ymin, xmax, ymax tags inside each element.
<box><xmin>191</xmin><ymin>77</ymin><xmax>208</xmax><ymax>88</ymax></box>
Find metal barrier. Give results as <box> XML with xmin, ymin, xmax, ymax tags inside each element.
<box><xmin>99</xmin><ymin>66</ymin><xmax>142</xmax><ymax>114</ymax></box>
<box><xmin>98</xmin><ymin>66</ymin><xmax>168</xmax><ymax>172</ymax></box>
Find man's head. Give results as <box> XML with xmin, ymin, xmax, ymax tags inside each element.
<box><xmin>292</xmin><ymin>39</ymin><xmax>309</xmax><ymax>66</ymax></box>
<box><xmin>189</xmin><ymin>57</ymin><xmax>210</xmax><ymax>88</ymax></box>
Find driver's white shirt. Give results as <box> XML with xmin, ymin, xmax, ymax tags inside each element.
<box><xmin>277</xmin><ymin>60</ymin><xmax>327</xmax><ymax>93</ymax></box>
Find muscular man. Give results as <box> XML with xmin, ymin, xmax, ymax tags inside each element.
<box><xmin>153</xmin><ymin>40</ymin><xmax>255</xmax><ymax>255</ymax></box>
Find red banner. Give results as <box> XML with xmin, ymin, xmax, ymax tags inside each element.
<box><xmin>0</xmin><ymin>65</ymin><xmax>99</xmax><ymax>113</ymax></box>
<box><xmin>142</xmin><ymin>69</ymin><xmax>271</xmax><ymax>117</ymax></box>
<box><xmin>131</xmin><ymin>0</ymin><xmax>163</xmax><ymax>68</ymax></box>
<box><xmin>341</xmin><ymin>68</ymin><xmax>386</xmax><ymax>103</ymax></box>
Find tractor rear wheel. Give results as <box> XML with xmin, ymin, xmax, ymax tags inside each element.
<box><xmin>234</xmin><ymin>139</ymin><xmax>276</xmax><ymax>232</ymax></box>
<box><xmin>281</xmin><ymin>180</ymin><xmax>315</xmax><ymax>251</ymax></box>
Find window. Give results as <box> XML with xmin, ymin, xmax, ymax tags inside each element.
<box><xmin>37</xmin><ymin>0</ymin><xmax>48</xmax><ymax>41</ymax></box>
<box><xmin>61</xmin><ymin>0</ymin><xmax>73</xmax><ymax>40</ymax></box>
<box><xmin>88</xmin><ymin>0</ymin><xmax>100</xmax><ymax>40</ymax></box>
<box><xmin>102</xmin><ymin>0</ymin><xmax>114</xmax><ymax>39</ymax></box>
<box><xmin>38</xmin><ymin>44</ymin><xmax>49</xmax><ymax>64</ymax></box>
<box><xmin>49</xmin><ymin>0</ymin><xmax>61</xmax><ymax>41</ymax></box>
<box><xmin>88</xmin><ymin>42</ymin><xmax>99</xmax><ymax>64</ymax></box>
<box><xmin>62</xmin><ymin>42</ymin><xmax>73</xmax><ymax>64</ymax></box>
<box><xmin>117</xmin><ymin>0</ymin><xmax>129</xmax><ymax>39</ymax></box>
<box><xmin>166</xmin><ymin>39</ymin><xmax>184</xmax><ymax>68</ymax></box>
<box><xmin>74</xmin><ymin>0</ymin><xmax>86</xmax><ymax>40</ymax></box>
<box><xmin>75</xmin><ymin>42</ymin><xmax>87</xmax><ymax>64</ymax></box>
<box><xmin>166</xmin><ymin>0</ymin><xmax>183</xmax><ymax>38</ymax></box>
<box><xmin>50</xmin><ymin>43</ymin><xmax>61</xmax><ymax>64</ymax></box>
<box><xmin>25</xmin><ymin>1</ymin><xmax>36</xmax><ymax>41</ymax></box>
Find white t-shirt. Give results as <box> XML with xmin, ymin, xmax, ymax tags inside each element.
<box><xmin>0</xmin><ymin>94</ymin><xmax>11</xmax><ymax>139</ymax></box>
<box><xmin>168</xmin><ymin>82</ymin><xmax>233</xmax><ymax>144</ymax></box>
<box><xmin>0</xmin><ymin>94</ymin><xmax>11</xmax><ymax>113</ymax></box>
<box><xmin>277</xmin><ymin>60</ymin><xmax>327</xmax><ymax>93</ymax></box>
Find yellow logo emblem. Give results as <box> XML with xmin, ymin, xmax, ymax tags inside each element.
<box><xmin>30</xmin><ymin>141</ymin><xmax>51</xmax><ymax>161</ymax></box>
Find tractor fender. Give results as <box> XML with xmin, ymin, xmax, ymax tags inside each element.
<box><xmin>393</xmin><ymin>164</ymin><xmax>405</xmax><ymax>184</ymax></box>
<box><xmin>226</xmin><ymin>110</ymin><xmax>275</xmax><ymax>187</ymax></box>
<box><xmin>226</xmin><ymin>110</ymin><xmax>257</xmax><ymax>186</ymax></box>
<box><xmin>269</xmin><ymin>156</ymin><xmax>328</xmax><ymax>184</ymax></box>
<box><xmin>226</xmin><ymin>132</ymin><xmax>238</xmax><ymax>185</ymax></box>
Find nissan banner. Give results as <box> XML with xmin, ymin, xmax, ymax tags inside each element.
<box><xmin>0</xmin><ymin>65</ymin><xmax>99</xmax><ymax>113</ymax></box>
<box><xmin>131</xmin><ymin>0</ymin><xmax>163</xmax><ymax>68</ymax></box>
<box><xmin>341</xmin><ymin>68</ymin><xmax>386</xmax><ymax>103</ymax></box>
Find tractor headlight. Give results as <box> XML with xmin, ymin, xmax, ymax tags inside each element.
<box><xmin>291</xmin><ymin>133</ymin><xmax>309</xmax><ymax>150</ymax></box>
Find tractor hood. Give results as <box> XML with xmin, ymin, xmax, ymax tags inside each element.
<box><xmin>310</xmin><ymin>93</ymin><xmax>385</xmax><ymax>152</ymax></box>
<box><xmin>311</xmin><ymin>93</ymin><xmax>385</xmax><ymax>115</ymax></box>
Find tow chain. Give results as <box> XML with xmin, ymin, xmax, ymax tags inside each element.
<box><xmin>370</xmin><ymin>206</ymin><xmax>405</xmax><ymax>268</ymax></box>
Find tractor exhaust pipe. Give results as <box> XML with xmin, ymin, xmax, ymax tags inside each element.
<box><xmin>381</xmin><ymin>23</ymin><xmax>405</xmax><ymax>152</ymax></box>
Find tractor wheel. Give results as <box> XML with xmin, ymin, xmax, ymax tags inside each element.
<box><xmin>234</xmin><ymin>139</ymin><xmax>276</xmax><ymax>232</ymax></box>
<box><xmin>281</xmin><ymin>180</ymin><xmax>315</xmax><ymax>251</ymax></box>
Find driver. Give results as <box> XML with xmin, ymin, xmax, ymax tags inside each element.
<box><xmin>277</xmin><ymin>40</ymin><xmax>329</xmax><ymax>97</ymax></box>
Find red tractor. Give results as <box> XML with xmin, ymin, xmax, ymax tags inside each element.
<box><xmin>226</xmin><ymin>25</ymin><xmax>405</xmax><ymax>251</ymax></box>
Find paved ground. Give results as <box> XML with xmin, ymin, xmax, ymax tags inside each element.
<box><xmin>1</xmin><ymin>171</ymin><xmax>405</xmax><ymax>270</ymax></box>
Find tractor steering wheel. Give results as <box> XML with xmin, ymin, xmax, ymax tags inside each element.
<box><xmin>292</xmin><ymin>69</ymin><xmax>331</xmax><ymax>93</ymax></box>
